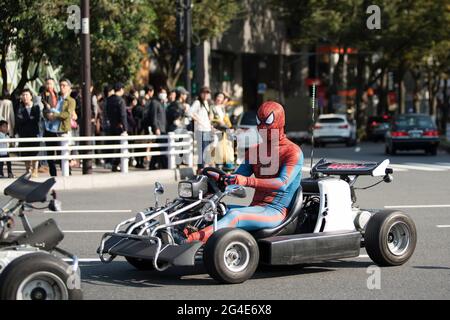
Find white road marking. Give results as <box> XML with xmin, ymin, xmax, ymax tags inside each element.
<box><xmin>384</xmin><ymin>204</ymin><xmax>450</xmax><ymax>209</ymax></box>
<box><xmin>43</xmin><ymin>210</ymin><xmax>132</xmax><ymax>214</ymax></box>
<box><xmin>64</xmin><ymin>258</ymin><xmax>101</xmax><ymax>262</ymax></box>
<box><xmin>389</xmin><ymin>164</ymin><xmax>445</xmax><ymax>171</ymax></box>
<box><xmin>437</xmin><ymin>225</ymin><xmax>450</xmax><ymax>228</ymax></box>
<box><xmin>13</xmin><ymin>230</ymin><xmax>110</xmax><ymax>234</ymax></box>
<box><xmin>405</xmin><ymin>163</ymin><xmax>450</xmax><ymax>171</ymax></box>
<box><xmin>64</xmin><ymin>255</ymin><xmax>372</xmax><ymax>264</ymax></box>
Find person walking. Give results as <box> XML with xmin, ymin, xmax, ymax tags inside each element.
<box><xmin>16</xmin><ymin>88</ymin><xmax>41</xmax><ymax>177</ymax></box>
<box><xmin>43</xmin><ymin>79</ymin><xmax>76</xmax><ymax>177</ymax></box>
<box><xmin>189</xmin><ymin>86</ymin><xmax>213</xmax><ymax>170</ymax></box>
<box><xmin>105</xmin><ymin>82</ymin><xmax>128</xmax><ymax>172</ymax></box>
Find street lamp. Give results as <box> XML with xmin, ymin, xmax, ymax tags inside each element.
<box><xmin>176</xmin><ymin>0</ymin><xmax>192</xmax><ymax>100</ymax></box>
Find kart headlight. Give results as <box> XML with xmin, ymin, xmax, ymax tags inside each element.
<box><xmin>178</xmin><ymin>182</ymin><xmax>193</xmax><ymax>198</ymax></box>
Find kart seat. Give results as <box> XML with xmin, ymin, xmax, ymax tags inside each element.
<box><xmin>252</xmin><ymin>187</ymin><xmax>303</xmax><ymax>239</ymax></box>
<box><xmin>300</xmin><ymin>178</ymin><xmax>320</xmax><ymax>194</ymax></box>
<box><xmin>3</xmin><ymin>173</ymin><xmax>55</xmax><ymax>203</ymax></box>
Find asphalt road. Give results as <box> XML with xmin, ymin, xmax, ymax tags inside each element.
<box><xmin>8</xmin><ymin>142</ymin><xmax>450</xmax><ymax>300</ymax></box>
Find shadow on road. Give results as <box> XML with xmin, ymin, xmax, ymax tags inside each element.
<box><xmin>78</xmin><ymin>259</ymin><xmax>373</xmax><ymax>288</ymax></box>
<box><xmin>412</xmin><ymin>265</ymin><xmax>450</xmax><ymax>271</ymax></box>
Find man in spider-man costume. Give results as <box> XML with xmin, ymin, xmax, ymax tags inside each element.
<box><xmin>185</xmin><ymin>101</ymin><xmax>303</xmax><ymax>243</ymax></box>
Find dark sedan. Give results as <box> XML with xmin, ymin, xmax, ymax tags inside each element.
<box><xmin>385</xmin><ymin>114</ymin><xmax>440</xmax><ymax>155</ymax></box>
<box><xmin>366</xmin><ymin>115</ymin><xmax>391</xmax><ymax>141</ymax></box>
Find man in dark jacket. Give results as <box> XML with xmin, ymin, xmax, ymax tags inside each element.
<box><xmin>105</xmin><ymin>82</ymin><xmax>128</xmax><ymax>172</ymax></box>
<box><xmin>16</xmin><ymin>88</ymin><xmax>41</xmax><ymax>176</ymax></box>
<box><xmin>146</xmin><ymin>88</ymin><xmax>168</xmax><ymax>170</ymax></box>
<box><xmin>166</xmin><ymin>86</ymin><xmax>189</xmax><ymax>133</ymax></box>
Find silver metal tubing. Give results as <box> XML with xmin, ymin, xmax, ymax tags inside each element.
<box><xmin>127</xmin><ymin>201</ymin><xmax>183</xmax><ymax>234</ymax></box>
<box><xmin>166</xmin><ymin>199</ymin><xmax>202</xmax><ymax>219</ymax></box>
<box><xmin>149</xmin><ymin>215</ymin><xmax>204</xmax><ymax>237</ymax></box>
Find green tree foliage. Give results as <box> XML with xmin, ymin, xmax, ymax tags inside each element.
<box><xmin>149</xmin><ymin>0</ymin><xmax>241</xmax><ymax>88</ymax></box>
<box><xmin>0</xmin><ymin>0</ymin><xmax>64</xmax><ymax>96</ymax></box>
<box><xmin>49</xmin><ymin>0</ymin><xmax>156</xmax><ymax>87</ymax></box>
<box><xmin>271</xmin><ymin>0</ymin><xmax>450</xmax><ymax>121</ymax></box>
<box><xmin>0</xmin><ymin>0</ymin><xmax>156</xmax><ymax>94</ymax></box>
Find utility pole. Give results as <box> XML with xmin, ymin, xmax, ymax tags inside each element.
<box><xmin>184</xmin><ymin>0</ymin><xmax>192</xmax><ymax>100</ymax></box>
<box><xmin>81</xmin><ymin>0</ymin><xmax>92</xmax><ymax>174</ymax></box>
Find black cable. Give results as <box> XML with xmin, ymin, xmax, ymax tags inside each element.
<box><xmin>354</xmin><ymin>179</ymin><xmax>384</xmax><ymax>190</ymax></box>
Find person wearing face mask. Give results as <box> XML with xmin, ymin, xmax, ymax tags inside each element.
<box><xmin>146</xmin><ymin>87</ymin><xmax>168</xmax><ymax>170</ymax></box>
<box><xmin>158</xmin><ymin>89</ymin><xmax>168</xmax><ymax>109</ymax></box>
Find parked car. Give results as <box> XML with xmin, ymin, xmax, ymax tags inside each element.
<box><xmin>313</xmin><ymin>114</ymin><xmax>357</xmax><ymax>147</ymax></box>
<box><xmin>366</xmin><ymin>115</ymin><xmax>391</xmax><ymax>141</ymax></box>
<box><xmin>385</xmin><ymin>114</ymin><xmax>440</xmax><ymax>155</ymax></box>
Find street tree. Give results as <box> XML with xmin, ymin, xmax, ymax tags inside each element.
<box><xmin>49</xmin><ymin>0</ymin><xmax>156</xmax><ymax>87</ymax></box>
<box><xmin>0</xmin><ymin>0</ymin><xmax>63</xmax><ymax>97</ymax></box>
<box><xmin>148</xmin><ymin>0</ymin><xmax>241</xmax><ymax>89</ymax></box>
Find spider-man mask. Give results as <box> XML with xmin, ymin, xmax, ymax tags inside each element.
<box><xmin>256</xmin><ymin>101</ymin><xmax>285</xmax><ymax>141</ymax></box>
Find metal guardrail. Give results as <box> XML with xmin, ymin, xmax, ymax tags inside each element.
<box><xmin>0</xmin><ymin>132</ymin><xmax>194</xmax><ymax>177</ymax></box>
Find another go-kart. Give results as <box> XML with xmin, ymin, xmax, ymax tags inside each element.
<box><xmin>98</xmin><ymin>160</ymin><xmax>417</xmax><ymax>284</ymax></box>
<box><xmin>0</xmin><ymin>174</ymin><xmax>82</xmax><ymax>300</ymax></box>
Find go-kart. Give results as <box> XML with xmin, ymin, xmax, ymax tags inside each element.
<box><xmin>0</xmin><ymin>174</ymin><xmax>82</xmax><ymax>300</ymax></box>
<box><xmin>98</xmin><ymin>160</ymin><xmax>417</xmax><ymax>284</ymax></box>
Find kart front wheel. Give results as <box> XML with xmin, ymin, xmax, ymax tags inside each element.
<box><xmin>203</xmin><ymin>228</ymin><xmax>259</xmax><ymax>284</ymax></box>
<box><xmin>364</xmin><ymin>210</ymin><xmax>417</xmax><ymax>266</ymax></box>
<box><xmin>0</xmin><ymin>252</ymin><xmax>82</xmax><ymax>300</ymax></box>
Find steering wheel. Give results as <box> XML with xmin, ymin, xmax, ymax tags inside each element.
<box><xmin>201</xmin><ymin>167</ymin><xmax>228</xmax><ymax>193</ymax></box>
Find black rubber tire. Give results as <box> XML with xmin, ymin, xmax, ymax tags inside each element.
<box><xmin>125</xmin><ymin>256</ymin><xmax>158</xmax><ymax>271</ymax></box>
<box><xmin>0</xmin><ymin>252</ymin><xmax>83</xmax><ymax>300</ymax></box>
<box><xmin>427</xmin><ymin>146</ymin><xmax>438</xmax><ymax>156</ymax></box>
<box><xmin>364</xmin><ymin>210</ymin><xmax>417</xmax><ymax>266</ymax></box>
<box><xmin>346</xmin><ymin>138</ymin><xmax>356</xmax><ymax>147</ymax></box>
<box><xmin>203</xmin><ymin>228</ymin><xmax>259</xmax><ymax>284</ymax></box>
<box><xmin>391</xmin><ymin>145</ymin><xmax>397</xmax><ymax>155</ymax></box>
<box><xmin>385</xmin><ymin>145</ymin><xmax>391</xmax><ymax>155</ymax></box>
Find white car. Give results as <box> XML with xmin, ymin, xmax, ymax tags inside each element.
<box><xmin>313</xmin><ymin>114</ymin><xmax>357</xmax><ymax>147</ymax></box>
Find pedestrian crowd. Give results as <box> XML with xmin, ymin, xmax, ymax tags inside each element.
<box><xmin>0</xmin><ymin>78</ymin><xmax>243</xmax><ymax>177</ymax></box>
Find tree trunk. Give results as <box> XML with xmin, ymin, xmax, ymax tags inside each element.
<box><xmin>397</xmin><ymin>63</ymin><xmax>405</xmax><ymax>114</ymax></box>
<box><xmin>11</xmin><ymin>55</ymin><xmax>42</xmax><ymax>98</ymax></box>
<box><xmin>355</xmin><ymin>53</ymin><xmax>366</xmax><ymax>132</ymax></box>
<box><xmin>381</xmin><ymin>71</ymin><xmax>390</xmax><ymax>115</ymax></box>
<box><xmin>1</xmin><ymin>45</ymin><xmax>8</xmax><ymax>97</ymax></box>
<box><xmin>442</xmin><ymin>78</ymin><xmax>448</xmax><ymax>136</ymax></box>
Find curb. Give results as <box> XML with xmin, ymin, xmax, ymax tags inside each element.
<box><xmin>0</xmin><ymin>167</ymin><xmax>196</xmax><ymax>191</ymax></box>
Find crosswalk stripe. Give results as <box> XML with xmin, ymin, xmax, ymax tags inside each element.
<box><xmin>303</xmin><ymin>164</ymin><xmax>449</xmax><ymax>173</ymax></box>
<box><xmin>404</xmin><ymin>163</ymin><xmax>450</xmax><ymax>171</ymax></box>
<box><xmin>390</xmin><ymin>164</ymin><xmax>446</xmax><ymax>171</ymax></box>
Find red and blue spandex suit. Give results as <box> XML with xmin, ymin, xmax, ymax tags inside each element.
<box><xmin>187</xmin><ymin>101</ymin><xmax>303</xmax><ymax>243</ymax></box>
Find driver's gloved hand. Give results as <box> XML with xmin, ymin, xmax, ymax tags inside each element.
<box><xmin>224</xmin><ymin>174</ymin><xmax>247</xmax><ymax>186</ymax></box>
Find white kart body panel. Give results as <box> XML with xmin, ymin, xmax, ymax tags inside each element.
<box><xmin>372</xmin><ymin>159</ymin><xmax>390</xmax><ymax>177</ymax></box>
<box><xmin>314</xmin><ymin>178</ymin><xmax>357</xmax><ymax>233</ymax></box>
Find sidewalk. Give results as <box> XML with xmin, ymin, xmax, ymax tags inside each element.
<box><xmin>0</xmin><ymin>162</ymin><xmax>195</xmax><ymax>191</ymax></box>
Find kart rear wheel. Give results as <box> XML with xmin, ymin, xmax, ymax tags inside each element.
<box><xmin>364</xmin><ymin>210</ymin><xmax>417</xmax><ymax>266</ymax></box>
<box><xmin>0</xmin><ymin>252</ymin><xmax>82</xmax><ymax>300</ymax></box>
<box><xmin>203</xmin><ymin>228</ymin><xmax>259</xmax><ymax>284</ymax></box>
